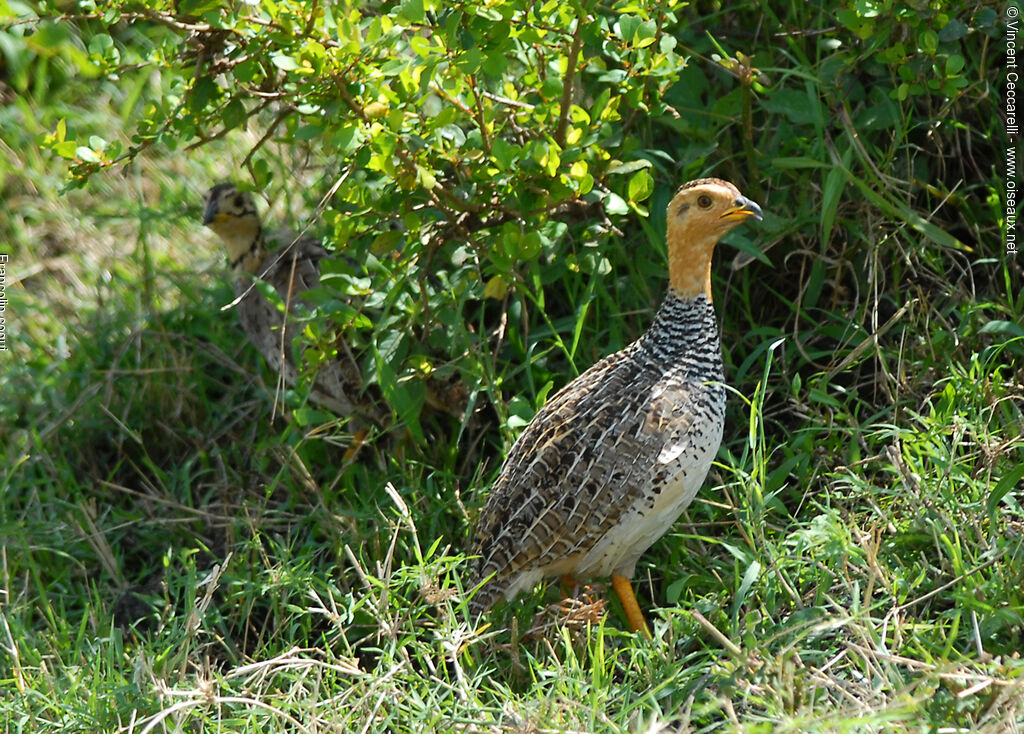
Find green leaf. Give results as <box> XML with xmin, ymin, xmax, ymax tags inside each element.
<box><xmin>634</xmin><ymin>19</ymin><xmax>657</xmax><ymax>48</ymax></box>
<box><xmin>482</xmin><ymin>49</ymin><xmax>507</xmax><ymax>78</ymax></box>
<box><xmin>616</xmin><ymin>14</ymin><xmax>640</xmax><ymax>43</ymax></box>
<box><xmin>271</xmin><ymin>53</ymin><xmax>300</xmax><ymax>71</ymax></box>
<box><xmin>987</xmin><ymin>464</ymin><xmax>1024</xmax><ymax>524</ymax></box>
<box><xmin>627</xmin><ymin>169</ymin><xmax>653</xmax><ymax>202</ymax></box>
<box><xmin>821</xmin><ymin>160</ymin><xmax>848</xmax><ymax>246</ymax></box>
<box><xmin>398</xmin><ymin>0</ymin><xmax>425</xmax><ymax>24</ymax></box>
<box><xmin>733</xmin><ymin>560</ymin><xmax>762</xmax><ymax>617</ymax></box>
<box><xmin>540</xmin><ymin>76</ymin><xmax>563</xmax><ymax>99</ymax></box>
<box><xmin>938</xmin><ymin>19</ymin><xmax>968</xmax><ymax>42</ymax></box>
<box><xmin>251</xmin><ymin>158</ymin><xmax>271</xmax><ymax>188</ymax></box>
<box><xmin>849</xmin><ymin>175</ymin><xmax>967</xmax><ymax>250</ymax></box>
<box><xmin>978</xmin><ymin>321</ymin><xmax>1024</xmax><ymax>337</ymax></box>
<box><xmin>291</xmin><ymin>406</ymin><xmax>334</xmax><ymax>427</ymax></box>
<box><xmin>762</xmin><ymin>88</ymin><xmax>820</xmax><ymax>126</ymax></box>
<box><xmin>976</xmin><ymin>8</ymin><xmax>998</xmax><ymax>27</ymax></box>
<box><xmin>455</xmin><ymin>49</ymin><xmax>482</xmax><ymax>74</ymax></box>
<box><xmin>380</xmin><ymin>58</ymin><xmax>408</xmax><ymax>76</ymax></box>
<box><xmin>590</xmin><ymin>88</ymin><xmax>611</xmax><ymax>121</ymax></box>
<box><xmin>75</xmin><ymin>146</ymin><xmax>100</xmax><ymax>163</ymax></box>
<box><xmin>484</xmin><ymin>275</ymin><xmax>508</xmax><ymax>300</ymax></box>
<box><xmin>53</xmin><ymin>141</ymin><xmax>78</xmax><ymax>159</ymax></box>
<box><xmin>376</xmin><ymin>329</ymin><xmax>408</xmax><ymax>367</ymax></box>
<box><xmin>333</xmin><ymin>123</ymin><xmax>361</xmax><ymax>153</ymax></box>
<box><xmin>294</xmin><ymin>124</ymin><xmax>323</xmax><ymax>141</ymax></box>
<box><xmin>519</xmin><ymin>231</ymin><xmax>542</xmax><ymax>260</ymax></box>
<box><xmin>918</xmin><ymin>29</ymin><xmax>939</xmax><ymax>55</ymax></box>
<box><xmin>490</xmin><ymin>138</ymin><xmax>518</xmax><ymax>169</ymax></box>
<box><xmin>222</xmin><ymin>99</ymin><xmax>248</xmax><ymax>130</ymax></box>
<box><xmin>728</xmin><ymin>233</ymin><xmax>772</xmax><ymax>266</ymax></box>
<box><xmin>233</xmin><ymin>58</ymin><xmax>261</xmax><ymax>84</ymax></box>
<box><xmin>87</xmin><ymin>33</ymin><xmax>114</xmax><ymax>56</ymax></box>
<box><xmin>772</xmin><ymin>157</ymin><xmax>829</xmax><ymax>170</ymax></box>
<box><xmin>474</xmin><ymin>5</ymin><xmax>502</xmax><ymax>21</ymax></box>
<box><xmin>604</xmin><ymin>192</ymin><xmax>629</xmax><ymax>216</ymax></box>
<box><xmin>410</xmin><ymin>36</ymin><xmax>434</xmax><ymax>57</ymax></box>
<box><xmin>416</xmin><ymin>165</ymin><xmax>437</xmax><ymax>190</ymax></box>
<box><xmin>177</xmin><ymin>0</ymin><xmax>219</xmax><ymax>14</ymax></box>
<box><xmin>607</xmin><ymin>159</ymin><xmax>652</xmax><ymax>175</ymax></box>
<box><xmin>190</xmin><ymin>77</ymin><xmax>217</xmax><ymax>112</ymax></box>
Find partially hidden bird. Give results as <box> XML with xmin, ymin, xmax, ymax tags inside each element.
<box><xmin>468</xmin><ymin>178</ymin><xmax>763</xmax><ymax>635</ymax></box>
<box><xmin>202</xmin><ymin>183</ymin><xmax>382</xmax><ymax>426</ymax></box>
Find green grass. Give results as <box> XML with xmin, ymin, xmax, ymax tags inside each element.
<box><xmin>2</xmin><ymin>1</ymin><xmax>1022</xmax><ymax>732</ymax></box>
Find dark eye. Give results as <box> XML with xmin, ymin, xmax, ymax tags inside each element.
<box><xmin>234</xmin><ymin>195</ymin><xmax>245</xmax><ymax>208</ymax></box>
<box><xmin>697</xmin><ymin>195</ymin><xmax>712</xmax><ymax>208</ymax></box>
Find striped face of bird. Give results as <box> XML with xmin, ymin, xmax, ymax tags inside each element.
<box><xmin>202</xmin><ymin>183</ymin><xmax>265</xmax><ymax>274</ymax></box>
<box><xmin>664</xmin><ymin>179</ymin><xmax>763</xmax><ymax>302</ymax></box>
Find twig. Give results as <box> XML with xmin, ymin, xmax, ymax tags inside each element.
<box><xmin>554</xmin><ymin>11</ymin><xmax>586</xmax><ymax>147</ymax></box>
<box><xmin>240</xmin><ymin>104</ymin><xmax>296</xmax><ymax>167</ymax></box>
<box><xmin>689</xmin><ymin>609</ymin><xmax>744</xmax><ymax>659</ymax></box>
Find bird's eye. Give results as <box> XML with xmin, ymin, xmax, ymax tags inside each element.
<box><xmin>234</xmin><ymin>195</ymin><xmax>245</xmax><ymax>208</ymax></box>
<box><xmin>697</xmin><ymin>195</ymin><xmax>712</xmax><ymax>209</ymax></box>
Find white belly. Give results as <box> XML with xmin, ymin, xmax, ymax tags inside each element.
<box><xmin>575</xmin><ymin>412</ymin><xmax>723</xmax><ymax>579</ymax></box>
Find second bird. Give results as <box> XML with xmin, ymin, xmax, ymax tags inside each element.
<box><xmin>202</xmin><ymin>183</ymin><xmax>379</xmax><ymax>424</ymax></box>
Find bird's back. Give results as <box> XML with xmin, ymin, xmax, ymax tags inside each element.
<box><xmin>234</xmin><ymin>233</ymin><xmax>366</xmax><ymax>418</ymax></box>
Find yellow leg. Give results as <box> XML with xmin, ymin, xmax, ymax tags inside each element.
<box><xmin>342</xmin><ymin>427</ymin><xmax>369</xmax><ymax>462</ymax></box>
<box><xmin>611</xmin><ymin>573</ymin><xmax>651</xmax><ymax>637</ymax></box>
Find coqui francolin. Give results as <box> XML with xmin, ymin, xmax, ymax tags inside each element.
<box><xmin>468</xmin><ymin>178</ymin><xmax>763</xmax><ymax>635</ymax></box>
<box><xmin>202</xmin><ymin>183</ymin><xmax>382</xmax><ymax>427</ymax></box>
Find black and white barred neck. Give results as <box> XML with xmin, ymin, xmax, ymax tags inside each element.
<box><xmin>230</xmin><ymin>227</ymin><xmax>265</xmax><ymax>271</ymax></box>
<box><xmin>637</xmin><ymin>292</ymin><xmax>722</xmax><ymax>376</ymax></box>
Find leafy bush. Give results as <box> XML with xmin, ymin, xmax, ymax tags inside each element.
<box><xmin>18</xmin><ymin>1</ymin><xmax>1003</xmax><ymax>434</ymax></box>
<box><xmin>33</xmin><ymin>0</ymin><xmax>719</xmax><ymax>435</ymax></box>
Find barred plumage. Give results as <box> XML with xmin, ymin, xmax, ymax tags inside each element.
<box><xmin>202</xmin><ymin>183</ymin><xmax>383</xmax><ymax>424</ymax></box>
<box><xmin>468</xmin><ymin>178</ymin><xmax>763</xmax><ymax>633</ymax></box>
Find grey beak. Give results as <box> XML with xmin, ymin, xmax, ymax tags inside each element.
<box><xmin>736</xmin><ymin>195</ymin><xmax>764</xmax><ymax>221</ymax></box>
<box><xmin>202</xmin><ymin>200</ymin><xmax>218</xmax><ymax>226</ymax></box>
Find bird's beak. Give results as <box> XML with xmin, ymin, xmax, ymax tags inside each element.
<box><xmin>721</xmin><ymin>195</ymin><xmax>764</xmax><ymax>222</ymax></box>
<box><xmin>202</xmin><ymin>200</ymin><xmax>219</xmax><ymax>226</ymax></box>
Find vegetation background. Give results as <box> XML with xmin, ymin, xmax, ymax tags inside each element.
<box><xmin>1</xmin><ymin>0</ymin><xmax>1020</xmax><ymax>731</ymax></box>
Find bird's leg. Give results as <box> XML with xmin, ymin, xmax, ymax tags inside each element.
<box><xmin>342</xmin><ymin>427</ymin><xmax>369</xmax><ymax>462</ymax></box>
<box><xmin>611</xmin><ymin>573</ymin><xmax>651</xmax><ymax>637</ymax></box>
<box><xmin>554</xmin><ymin>575</ymin><xmax>580</xmax><ymax>616</ymax></box>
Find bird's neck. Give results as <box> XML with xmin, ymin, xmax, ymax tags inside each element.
<box><xmin>666</xmin><ymin>222</ymin><xmax>716</xmax><ymax>302</ymax></box>
<box><xmin>222</xmin><ymin>223</ymin><xmax>266</xmax><ymax>275</ymax></box>
<box><xmin>640</xmin><ymin>291</ymin><xmax>721</xmax><ymax>372</ymax></box>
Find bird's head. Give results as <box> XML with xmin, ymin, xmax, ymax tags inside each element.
<box><xmin>202</xmin><ymin>183</ymin><xmax>263</xmax><ymax>268</ymax></box>
<box><xmin>665</xmin><ymin>178</ymin><xmax>763</xmax><ymax>301</ymax></box>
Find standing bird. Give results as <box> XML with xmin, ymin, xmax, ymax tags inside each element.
<box><xmin>468</xmin><ymin>178</ymin><xmax>763</xmax><ymax>634</ymax></box>
<box><xmin>202</xmin><ymin>183</ymin><xmax>380</xmax><ymax>425</ymax></box>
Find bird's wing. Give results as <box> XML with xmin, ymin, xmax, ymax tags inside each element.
<box><xmin>234</xmin><ymin>232</ymin><xmax>372</xmax><ymax>419</ymax></box>
<box><xmin>259</xmin><ymin>232</ymin><xmax>329</xmax><ymax>307</ymax></box>
<box><xmin>471</xmin><ymin>345</ymin><xmax>681</xmax><ymax>586</ymax></box>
